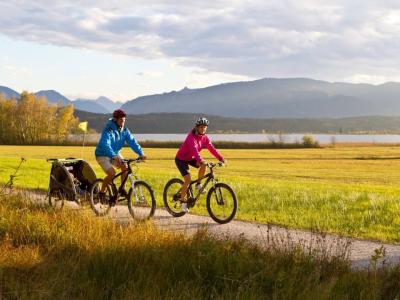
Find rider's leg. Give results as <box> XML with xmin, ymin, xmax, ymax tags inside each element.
<box><xmin>101</xmin><ymin>167</ymin><xmax>115</xmax><ymax>193</ymax></box>
<box><xmin>180</xmin><ymin>174</ymin><xmax>191</xmax><ymax>202</ymax></box>
<box><xmin>197</xmin><ymin>164</ymin><xmax>206</xmax><ymax>186</ymax></box>
<box><xmin>119</xmin><ymin>162</ymin><xmax>129</xmax><ymax>191</ymax></box>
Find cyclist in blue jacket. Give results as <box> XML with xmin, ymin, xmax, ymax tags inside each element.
<box><xmin>95</xmin><ymin>109</ymin><xmax>146</xmax><ymax>202</ymax></box>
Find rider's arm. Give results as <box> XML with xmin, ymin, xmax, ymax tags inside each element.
<box><xmin>99</xmin><ymin>129</ymin><xmax>118</xmax><ymax>158</ymax></box>
<box><xmin>187</xmin><ymin>134</ymin><xmax>203</xmax><ymax>163</ymax></box>
<box><xmin>125</xmin><ymin>129</ymin><xmax>145</xmax><ymax>157</ymax></box>
<box><xmin>206</xmin><ymin>136</ymin><xmax>224</xmax><ymax>161</ymax></box>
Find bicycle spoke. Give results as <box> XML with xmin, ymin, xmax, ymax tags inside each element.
<box><xmin>128</xmin><ymin>181</ymin><xmax>155</xmax><ymax>221</ymax></box>
<box><xmin>207</xmin><ymin>183</ymin><xmax>238</xmax><ymax>224</ymax></box>
<box><xmin>89</xmin><ymin>180</ymin><xmax>112</xmax><ymax>216</ymax></box>
<box><xmin>163</xmin><ymin>178</ymin><xmax>187</xmax><ymax>217</ymax></box>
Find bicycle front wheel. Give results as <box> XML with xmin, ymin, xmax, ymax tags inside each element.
<box><xmin>127</xmin><ymin>180</ymin><xmax>156</xmax><ymax>221</ymax></box>
<box><xmin>89</xmin><ymin>179</ymin><xmax>112</xmax><ymax>216</ymax></box>
<box><xmin>206</xmin><ymin>183</ymin><xmax>238</xmax><ymax>224</ymax></box>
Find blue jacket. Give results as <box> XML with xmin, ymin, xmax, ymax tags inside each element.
<box><xmin>95</xmin><ymin>119</ymin><xmax>144</xmax><ymax>158</ymax></box>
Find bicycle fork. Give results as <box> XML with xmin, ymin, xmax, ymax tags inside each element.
<box><xmin>130</xmin><ymin>176</ymin><xmax>145</xmax><ymax>204</ymax></box>
<box><xmin>212</xmin><ymin>180</ymin><xmax>225</xmax><ymax>205</ymax></box>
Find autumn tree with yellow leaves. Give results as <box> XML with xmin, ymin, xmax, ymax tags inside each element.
<box><xmin>0</xmin><ymin>92</ymin><xmax>79</xmax><ymax>144</ymax></box>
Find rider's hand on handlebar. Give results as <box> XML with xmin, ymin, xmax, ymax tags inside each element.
<box><xmin>139</xmin><ymin>155</ymin><xmax>147</xmax><ymax>161</ymax></box>
<box><xmin>220</xmin><ymin>159</ymin><xmax>227</xmax><ymax>166</ymax></box>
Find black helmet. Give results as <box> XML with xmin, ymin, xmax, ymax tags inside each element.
<box><xmin>195</xmin><ymin>117</ymin><xmax>209</xmax><ymax>127</ymax></box>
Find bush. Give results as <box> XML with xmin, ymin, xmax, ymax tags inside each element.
<box><xmin>302</xmin><ymin>135</ymin><xmax>319</xmax><ymax>148</ymax></box>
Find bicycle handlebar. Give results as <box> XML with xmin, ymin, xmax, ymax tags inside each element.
<box><xmin>123</xmin><ymin>158</ymin><xmax>145</xmax><ymax>164</ymax></box>
<box><xmin>207</xmin><ymin>162</ymin><xmax>225</xmax><ymax>169</ymax></box>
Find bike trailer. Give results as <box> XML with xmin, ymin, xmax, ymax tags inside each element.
<box><xmin>47</xmin><ymin>158</ymin><xmax>97</xmax><ymax>202</ymax></box>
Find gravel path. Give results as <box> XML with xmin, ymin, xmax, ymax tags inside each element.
<box><xmin>107</xmin><ymin>204</ymin><xmax>400</xmax><ymax>270</ymax></box>
<box><xmin>18</xmin><ymin>189</ymin><xmax>400</xmax><ymax>270</ymax></box>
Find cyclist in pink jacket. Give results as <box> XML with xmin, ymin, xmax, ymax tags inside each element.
<box><xmin>175</xmin><ymin>117</ymin><xmax>225</xmax><ymax>212</ymax></box>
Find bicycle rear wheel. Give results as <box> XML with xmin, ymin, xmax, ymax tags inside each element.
<box><xmin>89</xmin><ymin>179</ymin><xmax>112</xmax><ymax>216</ymax></box>
<box><xmin>206</xmin><ymin>183</ymin><xmax>238</xmax><ymax>224</ymax></box>
<box><xmin>127</xmin><ymin>180</ymin><xmax>156</xmax><ymax>221</ymax></box>
<box><xmin>163</xmin><ymin>178</ymin><xmax>186</xmax><ymax>217</ymax></box>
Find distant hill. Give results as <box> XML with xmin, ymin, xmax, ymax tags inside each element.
<box><xmin>95</xmin><ymin>96</ymin><xmax>123</xmax><ymax>112</ymax></box>
<box><xmin>35</xmin><ymin>90</ymin><xmax>71</xmax><ymax>105</ymax></box>
<box><xmin>74</xmin><ymin>110</ymin><xmax>400</xmax><ymax>134</ymax></box>
<box><xmin>0</xmin><ymin>85</ymin><xmax>122</xmax><ymax>113</ymax></box>
<box><xmin>0</xmin><ymin>86</ymin><xmax>20</xmax><ymax>99</ymax></box>
<box><xmin>72</xmin><ymin>96</ymin><xmax>122</xmax><ymax>113</ymax></box>
<box><xmin>121</xmin><ymin>78</ymin><xmax>400</xmax><ymax>118</ymax></box>
<box><xmin>73</xmin><ymin>98</ymin><xmax>109</xmax><ymax>114</ymax></box>
<box><xmin>6</xmin><ymin>77</ymin><xmax>400</xmax><ymax>119</ymax></box>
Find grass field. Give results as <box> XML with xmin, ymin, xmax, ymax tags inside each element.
<box><xmin>2</xmin><ymin>193</ymin><xmax>400</xmax><ymax>299</ymax></box>
<box><xmin>1</xmin><ymin>145</ymin><xmax>400</xmax><ymax>243</ymax></box>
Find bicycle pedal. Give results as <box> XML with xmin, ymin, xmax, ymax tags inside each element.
<box><xmin>108</xmin><ymin>198</ymin><xmax>117</xmax><ymax>207</ymax></box>
<box><xmin>173</xmin><ymin>193</ymin><xmax>181</xmax><ymax>201</ymax></box>
<box><xmin>187</xmin><ymin>197</ymin><xmax>196</xmax><ymax>208</ymax></box>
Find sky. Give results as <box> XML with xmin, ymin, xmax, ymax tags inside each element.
<box><xmin>1</xmin><ymin>0</ymin><xmax>400</xmax><ymax>102</ymax></box>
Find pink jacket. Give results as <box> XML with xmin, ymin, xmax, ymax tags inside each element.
<box><xmin>176</xmin><ymin>131</ymin><xmax>223</xmax><ymax>163</ymax></box>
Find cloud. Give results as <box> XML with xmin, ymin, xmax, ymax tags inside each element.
<box><xmin>135</xmin><ymin>71</ymin><xmax>164</xmax><ymax>78</ymax></box>
<box><xmin>1</xmin><ymin>0</ymin><xmax>400</xmax><ymax>83</ymax></box>
<box><xmin>3</xmin><ymin>65</ymin><xmax>31</xmax><ymax>76</ymax></box>
<box><xmin>343</xmin><ymin>74</ymin><xmax>395</xmax><ymax>84</ymax></box>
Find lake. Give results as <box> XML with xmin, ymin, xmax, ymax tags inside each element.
<box><xmin>75</xmin><ymin>133</ymin><xmax>400</xmax><ymax>144</ymax></box>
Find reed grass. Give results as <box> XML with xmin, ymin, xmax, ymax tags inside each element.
<box><xmin>1</xmin><ymin>193</ymin><xmax>400</xmax><ymax>299</ymax></box>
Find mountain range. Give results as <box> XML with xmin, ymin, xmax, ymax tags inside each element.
<box><xmin>0</xmin><ymin>86</ymin><xmax>121</xmax><ymax>113</ymax></box>
<box><xmin>0</xmin><ymin>85</ymin><xmax>20</xmax><ymax>99</ymax></box>
<box><xmin>72</xmin><ymin>96</ymin><xmax>122</xmax><ymax>113</ymax></box>
<box><xmin>3</xmin><ymin>77</ymin><xmax>400</xmax><ymax>118</ymax></box>
<box><xmin>121</xmin><ymin>78</ymin><xmax>400</xmax><ymax>118</ymax></box>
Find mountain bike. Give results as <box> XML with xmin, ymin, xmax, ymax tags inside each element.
<box><xmin>89</xmin><ymin>158</ymin><xmax>156</xmax><ymax>221</ymax></box>
<box><xmin>163</xmin><ymin>162</ymin><xmax>238</xmax><ymax>224</ymax></box>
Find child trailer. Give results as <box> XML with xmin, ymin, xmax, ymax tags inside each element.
<box><xmin>47</xmin><ymin>158</ymin><xmax>97</xmax><ymax>208</ymax></box>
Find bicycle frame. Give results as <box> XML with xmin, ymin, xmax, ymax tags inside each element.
<box><xmin>186</xmin><ymin>163</ymin><xmax>221</xmax><ymax>204</ymax></box>
<box><xmin>109</xmin><ymin>159</ymin><xmax>141</xmax><ymax>198</ymax></box>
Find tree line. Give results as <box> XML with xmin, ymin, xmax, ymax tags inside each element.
<box><xmin>75</xmin><ymin>110</ymin><xmax>400</xmax><ymax>134</ymax></box>
<box><xmin>0</xmin><ymin>92</ymin><xmax>79</xmax><ymax>144</ymax></box>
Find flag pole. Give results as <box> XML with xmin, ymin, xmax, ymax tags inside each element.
<box><xmin>81</xmin><ymin>130</ymin><xmax>86</xmax><ymax>159</ymax></box>
<box><xmin>78</xmin><ymin>121</ymin><xmax>88</xmax><ymax>159</ymax></box>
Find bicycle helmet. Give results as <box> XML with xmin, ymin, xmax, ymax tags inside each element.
<box><xmin>195</xmin><ymin>117</ymin><xmax>209</xmax><ymax>127</ymax></box>
<box><xmin>113</xmin><ymin>109</ymin><xmax>127</xmax><ymax>119</ymax></box>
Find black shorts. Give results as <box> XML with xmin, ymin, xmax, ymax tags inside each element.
<box><xmin>175</xmin><ymin>158</ymin><xmax>198</xmax><ymax>176</ymax></box>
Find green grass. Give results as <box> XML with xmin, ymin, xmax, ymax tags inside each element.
<box><xmin>2</xmin><ymin>145</ymin><xmax>400</xmax><ymax>242</ymax></box>
<box><xmin>1</xmin><ymin>193</ymin><xmax>400</xmax><ymax>299</ymax></box>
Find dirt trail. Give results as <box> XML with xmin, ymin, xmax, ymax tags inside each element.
<box><xmin>17</xmin><ymin>189</ymin><xmax>400</xmax><ymax>269</ymax></box>
<box><xmin>125</xmin><ymin>208</ymin><xmax>400</xmax><ymax>269</ymax></box>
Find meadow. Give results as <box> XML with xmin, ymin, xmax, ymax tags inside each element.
<box><xmin>1</xmin><ymin>145</ymin><xmax>400</xmax><ymax>243</ymax></box>
<box><xmin>1</xmin><ymin>193</ymin><xmax>400</xmax><ymax>299</ymax></box>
